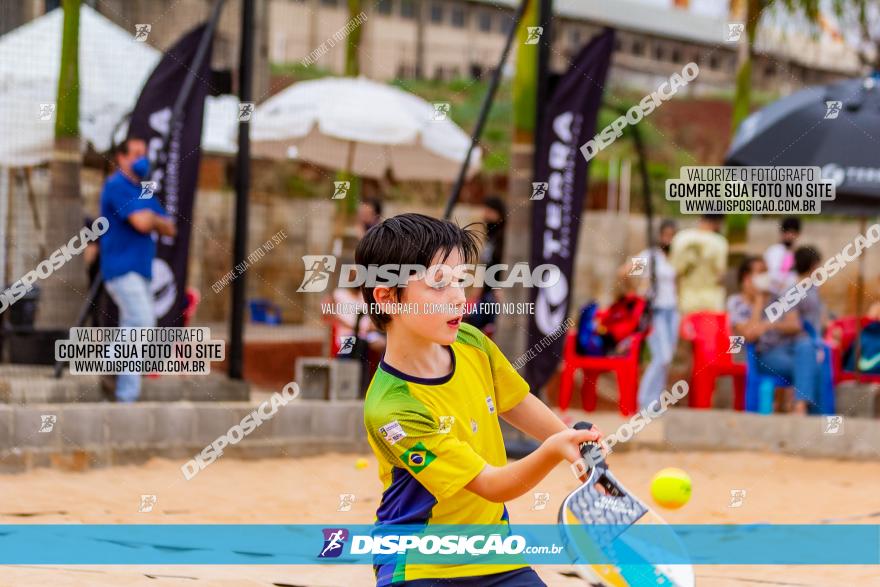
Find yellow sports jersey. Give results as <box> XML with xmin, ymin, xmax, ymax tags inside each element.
<box><xmin>363</xmin><ymin>322</ymin><xmax>531</xmax><ymax>585</ymax></box>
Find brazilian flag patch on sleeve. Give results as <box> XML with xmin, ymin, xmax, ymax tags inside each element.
<box><xmin>401</xmin><ymin>442</ymin><xmax>436</xmax><ymax>474</ymax></box>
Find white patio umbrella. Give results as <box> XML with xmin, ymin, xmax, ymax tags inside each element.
<box><xmin>249</xmin><ymin>77</ymin><xmax>482</xmax><ymax>181</ymax></box>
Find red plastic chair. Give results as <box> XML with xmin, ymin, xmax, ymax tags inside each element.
<box><xmin>825</xmin><ymin>317</ymin><xmax>880</xmax><ymax>384</ymax></box>
<box><xmin>558</xmin><ymin>330</ymin><xmax>646</xmax><ymax>417</ymax></box>
<box><xmin>679</xmin><ymin>312</ymin><xmax>746</xmax><ymax>409</ymax></box>
<box><xmin>182</xmin><ymin>287</ymin><xmax>200</xmax><ymax>326</ymax></box>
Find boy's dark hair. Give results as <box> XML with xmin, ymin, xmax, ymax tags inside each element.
<box><xmin>702</xmin><ymin>214</ymin><xmax>725</xmax><ymax>222</ymax></box>
<box><xmin>355</xmin><ymin>213</ymin><xmax>480</xmax><ymax>331</ymax></box>
<box><xmin>794</xmin><ymin>245</ymin><xmax>821</xmax><ymax>275</ymax></box>
<box><xmin>781</xmin><ymin>217</ymin><xmax>801</xmax><ymax>233</ymax></box>
<box><xmin>737</xmin><ymin>255</ymin><xmax>764</xmax><ymax>286</ymax></box>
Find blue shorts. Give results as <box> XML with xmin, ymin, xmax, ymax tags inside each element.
<box><xmin>392</xmin><ymin>567</ymin><xmax>546</xmax><ymax>586</ymax></box>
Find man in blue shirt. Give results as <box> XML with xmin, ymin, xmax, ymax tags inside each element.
<box><xmin>100</xmin><ymin>137</ymin><xmax>176</xmax><ymax>401</ymax></box>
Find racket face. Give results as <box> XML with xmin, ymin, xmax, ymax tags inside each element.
<box><xmin>559</xmin><ymin>429</ymin><xmax>693</xmax><ymax>587</ymax></box>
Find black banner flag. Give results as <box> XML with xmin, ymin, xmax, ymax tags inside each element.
<box><xmin>525</xmin><ymin>30</ymin><xmax>615</xmax><ymax>393</ymax></box>
<box><xmin>127</xmin><ymin>23</ymin><xmax>214</xmax><ymax>327</ymax></box>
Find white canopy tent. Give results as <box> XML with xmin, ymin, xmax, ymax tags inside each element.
<box><xmin>0</xmin><ymin>5</ymin><xmax>237</xmax><ymax>167</ymax></box>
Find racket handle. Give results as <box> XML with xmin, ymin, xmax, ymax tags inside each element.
<box><xmin>573</xmin><ymin>421</ymin><xmax>605</xmax><ymax>468</ymax></box>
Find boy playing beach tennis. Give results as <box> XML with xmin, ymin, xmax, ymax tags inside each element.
<box><xmin>357</xmin><ymin>213</ymin><xmax>601</xmax><ymax>586</ymax></box>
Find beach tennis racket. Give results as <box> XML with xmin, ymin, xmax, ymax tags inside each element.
<box><xmin>558</xmin><ymin>422</ymin><xmax>694</xmax><ymax>587</ymax></box>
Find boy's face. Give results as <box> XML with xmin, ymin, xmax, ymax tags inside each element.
<box><xmin>379</xmin><ymin>248</ymin><xmax>468</xmax><ymax>346</ymax></box>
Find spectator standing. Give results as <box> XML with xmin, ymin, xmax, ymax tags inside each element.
<box><xmin>668</xmin><ymin>214</ymin><xmax>728</xmax><ymax>315</ymax></box>
<box><xmin>764</xmin><ymin>217</ymin><xmax>801</xmax><ymax>292</ymax></box>
<box><xmin>100</xmin><ymin>137</ymin><xmax>176</xmax><ymax>402</ymax></box>
<box><xmin>357</xmin><ymin>198</ymin><xmax>383</xmax><ymax>238</ymax></box>
<box><xmin>621</xmin><ymin>220</ymin><xmax>679</xmax><ymax>408</ymax></box>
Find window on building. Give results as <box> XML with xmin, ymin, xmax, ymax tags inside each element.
<box><xmin>430</xmin><ymin>2</ymin><xmax>444</xmax><ymax>23</ymax></box>
<box><xmin>654</xmin><ymin>44</ymin><xmax>665</xmax><ymax>61</ymax></box>
<box><xmin>320</xmin><ymin>0</ymin><xmax>338</xmax><ymax>7</ymax></box>
<box><xmin>671</xmin><ymin>48</ymin><xmax>682</xmax><ymax>63</ymax></box>
<box><xmin>613</xmin><ymin>36</ymin><xmax>623</xmax><ymax>52</ymax></box>
<box><xmin>632</xmin><ymin>40</ymin><xmax>644</xmax><ymax>56</ymax></box>
<box><xmin>400</xmin><ymin>0</ymin><xmax>416</xmax><ymax>19</ymax></box>
<box><xmin>709</xmin><ymin>54</ymin><xmax>720</xmax><ymax>70</ymax></box>
<box><xmin>451</xmin><ymin>5</ymin><xmax>466</xmax><ymax>28</ymax></box>
<box><xmin>569</xmin><ymin>28</ymin><xmax>581</xmax><ymax>46</ymax></box>
<box><xmin>499</xmin><ymin>15</ymin><xmax>513</xmax><ymax>34</ymax></box>
<box><xmin>765</xmin><ymin>62</ymin><xmax>777</xmax><ymax>77</ymax></box>
<box><xmin>377</xmin><ymin>0</ymin><xmax>392</xmax><ymax>15</ymax></box>
<box><xmin>478</xmin><ymin>11</ymin><xmax>492</xmax><ymax>32</ymax></box>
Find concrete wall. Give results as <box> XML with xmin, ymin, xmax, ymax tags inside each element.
<box><xmin>0</xmin><ymin>399</ymin><xmax>369</xmax><ymax>473</ymax></box>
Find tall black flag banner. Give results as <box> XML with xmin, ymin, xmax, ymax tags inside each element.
<box><xmin>128</xmin><ymin>24</ymin><xmax>214</xmax><ymax>327</ymax></box>
<box><xmin>525</xmin><ymin>29</ymin><xmax>614</xmax><ymax>393</ymax></box>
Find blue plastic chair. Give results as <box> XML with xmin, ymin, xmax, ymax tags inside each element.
<box><xmin>745</xmin><ymin>322</ymin><xmax>835</xmax><ymax>414</ymax></box>
<box><xmin>745</xmin><ymin>344</ymin><xmax>788</xmax><ymax>413</ymax></box>
<box><xmin>249</xmin><ymin>299</ymin><xmax>282</xmax><ymax>325</ymax></box>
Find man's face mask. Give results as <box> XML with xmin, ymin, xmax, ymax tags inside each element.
<box><xmin>131</xmin><ymin>156</ymin><xmax>151</xmax><ymax>179</ymax></box>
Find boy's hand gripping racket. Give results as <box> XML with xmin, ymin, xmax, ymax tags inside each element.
<box><xmin>558</xmin><ymin>422</ymin><xmax>694</xmax><ymax>587</ymax></box>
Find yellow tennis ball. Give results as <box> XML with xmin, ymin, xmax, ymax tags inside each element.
<box><xmin>650</xmin><ymin>468</ymin><xmax>692</xmax><ymax>509</ymax></box>
<box><xmin>355</xmin><ymin>457</ymin><xmax>369</xmax><ymax>470</ymax></box>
